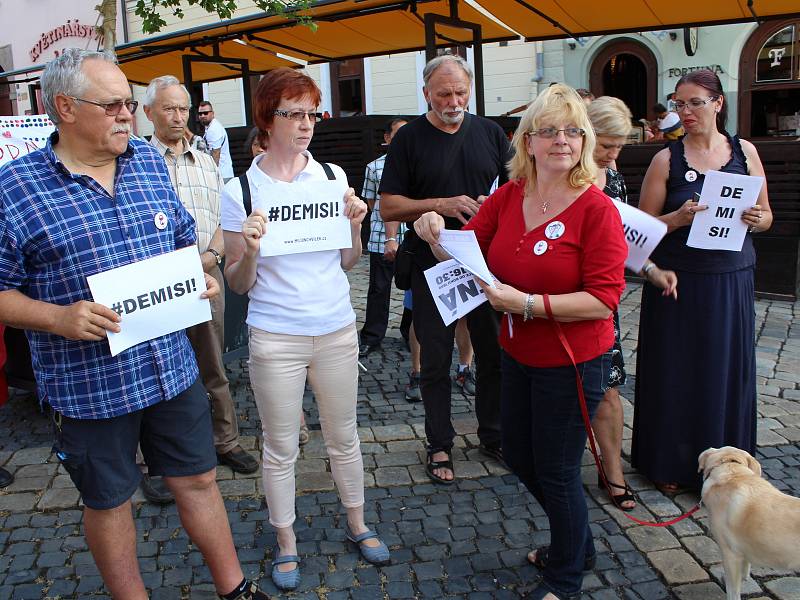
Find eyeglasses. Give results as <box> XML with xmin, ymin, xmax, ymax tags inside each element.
<box><xmin>529</xmin><ymin>127</ymin><xmax>585</xmax><ymax>139</ymax></box>
<box><xmin>162</xmin><ymin>106</ymin><xmax>190</xmax><ymax>116</ymax></box>
<box><xmin>673</xmin><ymin>97</ymin><xmax>718</xmax><ymax>112</ymax></box>
<box><xmin>70</xmin><ymin>96</ymin><xmax>138</xmax><ymax>116</ymax></box>
<box><xmin>273</xmin><ymin>109</ymin><xmax>323</xmax><ymax>123</ymax></box>
<box><xmin>197</xmin><ymin>110</ymin><xmax>212</xmax><ymax>115</ymax></box>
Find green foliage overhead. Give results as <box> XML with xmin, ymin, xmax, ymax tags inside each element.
<box><xmin>133</xmin><ymin>0</ymin><xmax>315</xmax><ymax>34</ymax></box>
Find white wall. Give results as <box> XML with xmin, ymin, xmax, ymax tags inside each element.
<box><xmin>370</xmin><ymin>53</ymin><xmax>419</xmax><ymax>115</ymax></box>
<box><xmin>482</xmin><ymin>40</ymin><xmax>537</xmax><ymax>115</ymax></box>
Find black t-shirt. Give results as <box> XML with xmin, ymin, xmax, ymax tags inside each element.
<box><xmin>379</xmin><ymin>112</ymin><xmax>512</xmax><ymax>267</ymax></box>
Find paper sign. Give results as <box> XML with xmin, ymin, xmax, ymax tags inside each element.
<box><xmin>258</xmin><ymin>179</ymin><xmax>352</xmax><ymax>257</ymax></box>
<box><xmin>437</xmin><ymin>229</ymin><xmax>496</xmax><ymax>287</ymax></box>
<box><xmin>687</xmin><ymin>170</ymin><xmax>764</xmax><ymax>251</ymax></box>
<box><xmin>87</xmin><ymin>246</ymin><xmax>211</xmax><ymax>356</ymax></box>
<box><xmin>424</xmin><ymin>259</ymin><xmax>488</xmax><ymax>325</ymax></box>
<box><xmin>613</xmin><ymin>200</ymin><xmax>668</xmax><ymax>273</ymax></box>
<box><xmin>0</xmin><ymin>115</ymin><xmax>55</xmax><ymax>167</ymax></box>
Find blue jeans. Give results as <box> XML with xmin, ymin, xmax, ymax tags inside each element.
<box><xmin>501</xmin><ymin>350</ymin><xmax>610</xmax><ymax>597</ymax></box>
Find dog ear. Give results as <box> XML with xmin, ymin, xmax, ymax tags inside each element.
<box><xmin>745</xmin><ymin>453</ymin><xmax>762</xmax><ymax>477</ymax></box>
<box><xmin>698</xmin><ymin>447</ymin><xmax>717</xmax><ymax>473</ymax></box>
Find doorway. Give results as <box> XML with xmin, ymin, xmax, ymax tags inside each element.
<box><xmin>589</xmin><ymin>40</ymin><xmax>658</xmax><ymax>122</ymax></box>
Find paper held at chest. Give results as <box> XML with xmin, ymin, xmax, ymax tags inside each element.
<box><xmin>257</xmin><ymin>179</ymin><xmax>352</xmax><ymax>257</ymax></box>
<box><xmin>437</xmin><ymin>229</ymin><xmax>496</xmax><ymax>287</ymax></box>
<box><xmin>424</xmin><ymin>259</ymin><xmax>488</xmax><ymax>326</ymax></box>
<box><xmin>612</xmin><ymin>201</ymin><xmax>668</xmax><ymax>273</ymax></box>
<box><xmin>87</xmin><ymin>246</ymin><xmax>211</xmax><ymax>356</ymax></box>
<box><xmin>686</xmin><ymin>170</ymin><xmax>765</xmax><ymax>251</ymax></box>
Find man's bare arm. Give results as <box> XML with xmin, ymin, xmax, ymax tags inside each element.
<box><xmin>210</xmin><ymin>148</ymin><xmax>221</xmax><ymax>166</ymax></box>
<box><xmin>381</xmin><ymin>193</ymin><xmax>481</xmax><ymax>225</ymax></box>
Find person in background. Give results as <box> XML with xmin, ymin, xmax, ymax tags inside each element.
<box><xmin>380</xmin><ymin>54</ymin><xmax>509</xmax><ymax>484</ymax></box>
<box><xmin>652</xmin><ymin>103</ymin><xmax>685</xmax><ymax>141</ymax></box>
<box><xmin>585</xmin><ymin>96</ymin><xmax>677</xmax><ymax>513</ymax></box>
<box><xmin>221</xmin><ymin>68</ymin><xmax>390</xmax><ymax>591</ymax></box>
<box><xmin>358</xmin><ymin>117</ymin><xmax>408</xmax><ymax>357</ymax></box>
<box><xmin>632</xmin><ymin>69</ymin><xmax>772</xmax><ymax>494</ymax></box>
<box><xmin>415</xmin><ymin>83</ymin><xmax>627</xmax><ymax>600</ymax></box>
<box><xmin>198</xmin><ymin>100</ymin><xmax>234</xmax><ymax>181</ymax></box>
<box><xmin>185</xmin><ymin>124</ymin><xmax>209</xmax><ymax>153</ymax></box>
<box><xmin>576</xmin><ymin>88</ymin><xmax>594</xmax><ymax>106</ymax></box>
<box><xmin>144</xmin><ymin>75</ymin><xmax>259</xmax><ymax>481</ymax></box>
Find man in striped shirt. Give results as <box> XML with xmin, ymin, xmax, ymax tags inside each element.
<box><xmin>144</xmin><ymin>76</ymin><xmax>258</xmax><ymax>486</ymax></box>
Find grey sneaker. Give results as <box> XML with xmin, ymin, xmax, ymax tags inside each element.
<box><xmin>405</xmin><ymin>372</ymin><xmax>421</xmax><ymax>402</ymax></box>
<box><xmin>455</xmin><ymin>366</ymin><xmax>476</xmax><ymax>396</ymax></box>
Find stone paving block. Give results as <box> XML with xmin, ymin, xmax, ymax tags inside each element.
<box><xmin>708</xmin><ymin>564</ymin><xmax>762</xmax><ymax>596</ymax></box>
<box><xmin>296</xmin><ymin>458</ymin><xmax>328</xmax><ymax>474</ymax></box>
<box><xmin>216</xmin><ymin>478</ymin><xmax>256</xmax><ymax>497</ymax></box>
<box><xmin>371</xmin><ymin>424</ymin><xmax>415</xmax><ymax>442</ymax></box>
<box><xmin>757</xmin><ymin>428</ymin><xmax>789</xmax><ymax>445</ymax></box>
<box><xmin>7</xmin><ymin>446</ymin><xmax>51</xmax><ymax>466</ymax></box>
<box><xmin>374</xmin><ymin>467</ymin><xmax>412</xmax><ymax>487</ymax></box>
<box><xmin>296</xmin><ymin>471</ymin><xmax>335</xmax><ymax>492</ymax></box>
<box><xmin>682</xmin><ymin>535</ymin><xmax>722</xmax><ymax>566</ymax></box>
<box><xmin>37</xmin><ymin>487</ymin><xmax>80</xmax><ymax>511</ymax></box>
<box><xmin>626</xmin><ymin>525</ymin><xmax>680</xmax><ymax>552</ymax></box>
<box><xmin>0</xmin><ymin>492</ymin><xmax>38</xmax><ymax>512</ymax></box>
<box><xmin>647</xmin><ymin>549</ymin><xmax>709</xmax><ymax>584</ymax></box>
<box><xmin>764</xmin><ymin>577</ymin><xmax>800</xmax><ymax>599</ymax></box>
<box><xmin>672</xmin><ymin>581</ymin><xmax>726</xmax><ymax>599</ymax></box>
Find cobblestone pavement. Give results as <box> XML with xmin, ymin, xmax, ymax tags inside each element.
<box><xmin>1</xmin><ymin>256</ymin><xmax>799</xmax><ymax>599</ymax></box>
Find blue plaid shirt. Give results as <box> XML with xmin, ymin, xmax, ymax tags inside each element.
<box><xmin>0</xmin><ymin>133</ymin><xmax>200</xmax><ymax>419</ymax></box>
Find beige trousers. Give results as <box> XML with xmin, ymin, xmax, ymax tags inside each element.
<box><xmin>248</xmin><ymin>322</ymin><xmax>363</xmax><ymax>527</ymax></box>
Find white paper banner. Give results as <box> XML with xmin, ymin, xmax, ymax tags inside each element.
<box><xmin>437</xmin><ymin>229</ymin><xmax>496</xmax><ymax>287</ymax></box>
<box><xmin>687</xmin><ymin>170</ymin><xmax>764</xmax><ymax>251</ymax></box>
<box><xmin>613</xmin><ymin>200</ymin><xmax>668</xmax><ymax>273</ymax></box>
<box><xmin>87</xmin><ymin>246</ymin><xmax>211</xmax><ymax>356</ymax></box>
<box><xmin>0</xmin><ymin>115</ymin><xmax>56</xmax><ymax>167</ymax></box>
<box><xmin>424</xmin><ymin>259</ymin><xmax>488</xmax><ymax>326</ymax></box>
<box><xmin>258</xmin><ymin>179</ymin><xmax>352</xmax><ymax>257</ymax></box>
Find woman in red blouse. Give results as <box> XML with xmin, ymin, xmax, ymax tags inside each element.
<box><xmin>415</xmin><ymin>84</ymin><xmax>626</xmax><ymax>600</ymax></box>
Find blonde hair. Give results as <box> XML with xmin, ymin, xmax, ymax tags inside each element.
<box><xmin>587</xmin><ymin>96</ymin><xmax>633</xmax><ymax>138</ymax></box>
<box><xmin>507</xmin><ymin>84</ymin><xmax>596</xmax><ymax>190</ymax></box>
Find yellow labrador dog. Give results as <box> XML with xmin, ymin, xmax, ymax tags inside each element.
<box><xmin>698</xmin><ymin>446</ymin><xmax>800</xmax><ymax>600</ymax></box>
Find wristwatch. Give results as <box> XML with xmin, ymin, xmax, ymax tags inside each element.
<box><xmin>208</xmin><ymin>248</ymin><xmax>222</xmax><ymax>265</ymax></box>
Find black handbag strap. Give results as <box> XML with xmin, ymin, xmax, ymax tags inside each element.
<box><xmin>238</xmin><ymin>162</ymin><xmax>335</xmax><ymax>217</ymax></box>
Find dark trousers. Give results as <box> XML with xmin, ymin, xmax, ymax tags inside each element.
<box><xmin>410</xmin><ymin>265</ymin><xmax>501</xmax><ymax>452</ymax></box>
<box><xmin>359</xmin><ymin>252</ymin><xmax>395</xmax><ymax>347</ymax></box>
<box><xmin>501</xmin><ymin>350</ymin><xmax>609</xmax><ymax>597</ymax></box>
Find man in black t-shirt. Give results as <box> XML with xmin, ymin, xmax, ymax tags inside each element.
<box><xmin>380</xmin><ymin>54</ymin><xmax>511</xmax><ymax>484</ymax></box>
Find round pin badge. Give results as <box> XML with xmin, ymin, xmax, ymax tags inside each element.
<box><xmin>154</xmin><ymin>211</ymin><xmax>168</xmax><ymax>230</ymax></box>
<box><xmin>545</xmin><ymin>221</ymin><xmax>565</xmax><ymax>240</ymax></box>
<box><xmin>685</xmin><ymin>170</ymin><xmax>698</xmax><ymax>182</ymax></box>
<box><xmin>533</xmin><ymin>240</ymin><xmax>548</xmax><ymax>256</ymax></box>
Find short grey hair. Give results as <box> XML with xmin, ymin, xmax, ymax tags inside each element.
<box><xmin>143</xmin><ymin>75</ymin><xmax>191</xmax><ymax>107</ymax></box>
<box><xmin>40</xmin><ymin>48</ymin><xmax>117</xmax><ymax>125</ymax></box>
<box><xmin>422</xmin><ymin>54</ymin><xmax>473</xmax><ymax>87</ymax></box>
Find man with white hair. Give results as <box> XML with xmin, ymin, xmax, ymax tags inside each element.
<box><xmin>380</xmin><ymin>54</ymin><xmax>511</xmax><ymax>485</ymax></box>
<box><xmin>0</xmin><ymin>49</ymin><xmax>268</xmax><ymax>600</ymax></box>
<box><xmin>143</xmin><ymin>75</ymin><xmax>258</xmax><ymax>490</ymax></box>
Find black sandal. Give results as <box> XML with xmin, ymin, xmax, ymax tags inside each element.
<box><xmin>426</xmin><ymin>449</ymin><xmax>455</xmax><ymax>485</ymax></box>
<box><xmin>526</xmin><ymin>546</ymin><xmax>596</xmax><ymax>571</ymax></box>
<box><xmin>597</xmin><ymin>473</ymin><xmax>636</xmax><ymax>512</ymax></box>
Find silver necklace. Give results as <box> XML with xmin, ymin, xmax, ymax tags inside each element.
<box><xmin>535</xmin><ymin>184</ymin><xmax>548</xmax><ymax>214</ymax></box>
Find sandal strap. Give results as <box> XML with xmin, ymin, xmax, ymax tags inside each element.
<box><xmin>428</xmin><ymin>458</ymin><xmax>453</xmax><ymax>470</ymax></box>
<box><xmin>273</xmin><ymin>554</ymin><xmax>300</xmax><ymax>565</ymax></box>
<box><xmin>347</xmin><ymin>528</ymin><xmax>379</xmax><ymax>544</ymax></box>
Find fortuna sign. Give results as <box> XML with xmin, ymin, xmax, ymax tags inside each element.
<box><xmin>667</xmin><ymin>64</ymin><xmax>725</xmax><ymax>77</ymax></box>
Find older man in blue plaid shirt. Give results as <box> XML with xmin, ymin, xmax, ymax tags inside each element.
<box><xmin>358</xmin><ymin>117</ymin><xmax>407</xmax><ymax>357</ymax></box>
<box><xmin>0</xmin><ymin>50</ymin><xmax>268</xmax><ymax>600</ymax></box>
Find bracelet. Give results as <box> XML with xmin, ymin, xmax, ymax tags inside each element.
<box><xmin>523</xmin><ymin>294</ymin><xmax>535</xmax><ymax>321</ymax></box>
<box><xmin>748</xmin><ymin>225</ymin><xmax>757</xmax><ymax>234</ymax></box>
<box><xmin>385</xmin><ymin>237</ymin><xmax>397</xmax><ymax>242</ymax></box>
<box><xmin>207</xmin><ymin>248</ymin><xmax>223</xmax><ymax>265</ymax></box>
<box><xmin>641</xmin><ymin>262</ymin><xmax>657</xmax><ymax>279</ymax></box>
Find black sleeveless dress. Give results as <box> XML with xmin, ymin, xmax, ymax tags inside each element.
<box><xmin>631</xmin><ymin>135</ymin><xmax>757</xmax><ymax>488</ymax></box>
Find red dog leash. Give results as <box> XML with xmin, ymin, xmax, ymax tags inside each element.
<box><xmin>541</xmin><ymin>294</ymin><xmax>701</xmax><ymax>527</ymax></box>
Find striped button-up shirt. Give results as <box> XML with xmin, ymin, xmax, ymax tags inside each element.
<box><xmin>150</xmin><ymin>136</ymin><xmax>223</xmax><ymax>253</ymax></box>
<box><xmin>0</xmin><ymin>133</ymin><xmax>199</xmax><ymax>419</ymax></box>
<box><xmin>362</xmin><ymin>153</ymin><xmax>406</xmax><ymax>253</ymax></box>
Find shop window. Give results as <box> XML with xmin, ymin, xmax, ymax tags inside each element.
<box><xmin>330</xmin><ymin>59</ymin><xmax>365</xmax><ymax>117</ymax></box>
<box><xmin>739</xmin><ymin>19</ymin><xmax>800</xmax><ymax>138</ymax></box>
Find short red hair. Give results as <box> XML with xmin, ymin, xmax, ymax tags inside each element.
<box><xmin>253</xmin><ymin>68</ymin><xmax>322</xmax><ymax>144</ymax></box>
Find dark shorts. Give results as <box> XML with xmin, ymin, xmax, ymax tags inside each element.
<box><xmin>52</xmin><ymin>378</ymin><xmax>216</xmax><ymax>510</ymax></box>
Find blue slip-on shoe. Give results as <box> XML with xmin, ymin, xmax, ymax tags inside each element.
<box><xmin>271</xmin><ymin>545</ymin><xmax>301</xmax><ymax>591</ymax></box>
<box><xmin>344</xmin><ymin>526</ymin><xmax>391</xmax><ymax>566</ymax></box>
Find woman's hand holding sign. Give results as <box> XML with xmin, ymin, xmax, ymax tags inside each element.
<box><xmin>671</xmin><ymin>197</ymin><xmax>708</xmax><ymax>230</ymax></box>
<box><xmin>741</xmin><ymin>204</ymin><xmax>763</xmax><ymax>233</ymax></box>
<box><xmin>343</xmin><ymin>188</ymin><xmax>367</xmax><ymax>226</ymax></box>
<box><xmin>242</xmin><ymin>209</ymin><xmax>267</xmax><ymax>257</ymax></box>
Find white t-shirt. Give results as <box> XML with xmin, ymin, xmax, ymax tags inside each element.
<box><xmin>220</xmin><ymin>152</ymin><xmax>356</xmax><ymax>336</ymax></box>
<box><xmin>203</xmin><ymin>118</ymin><xmax>234</xmax><ymax>179</ymax></box>
<box><xmin>657</xmin><ymin>111</ymin><xmax>681</xmax><ymax>132</ymax></box>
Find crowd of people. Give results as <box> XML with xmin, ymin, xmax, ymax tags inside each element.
<box><xmin>0</xmin><ymin>47</ymin><xmax>771</xmax><ymax>600</ymax></box>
